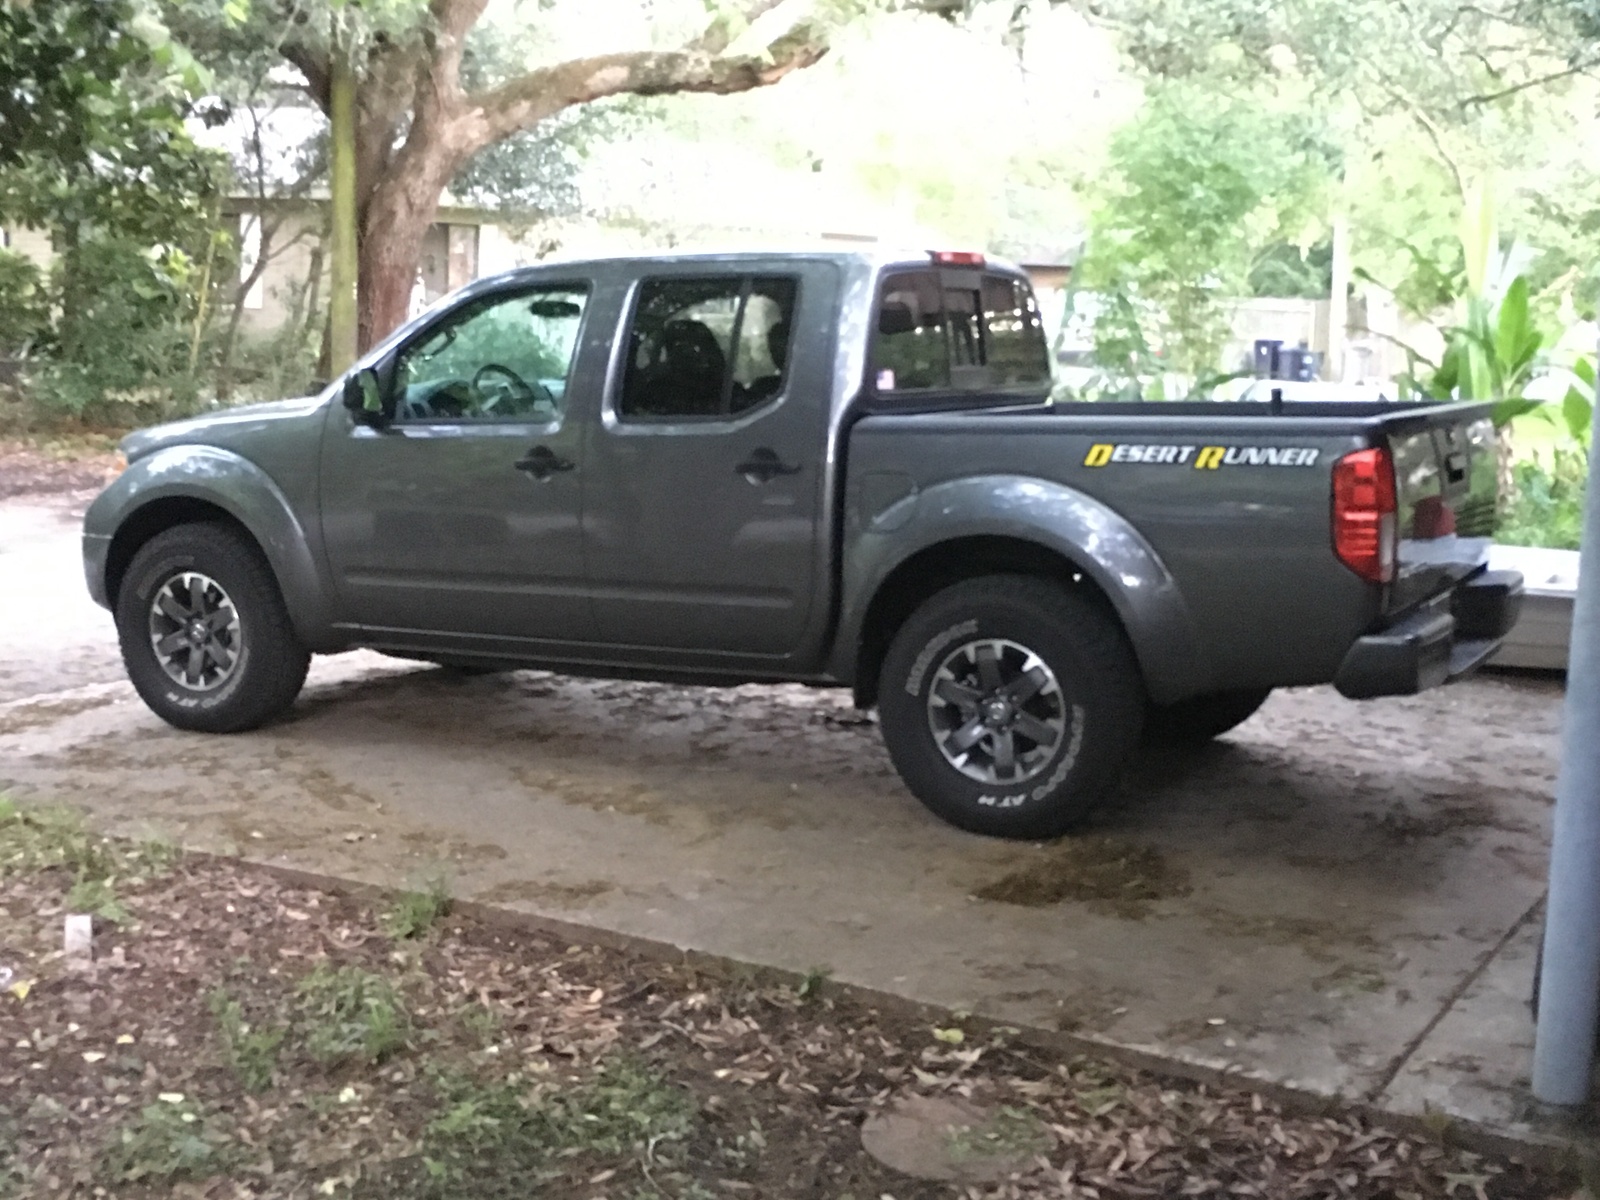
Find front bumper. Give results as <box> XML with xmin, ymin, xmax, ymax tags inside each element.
<box><xmin>1333</xmin><ymin>569</ymin><xmax>1524</xmax><ymax>700</ymax></box>
<box><xmin>83</xmin><ymin>532</ymin><xmax>112</xmax><ymax>609</ymax></box>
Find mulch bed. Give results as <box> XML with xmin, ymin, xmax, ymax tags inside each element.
<box><xmin>0</xmin><ymin>438</ymin><xmax>124</xmax><ymax>499</ymax></box>
<box><xmin>0</xmin><ymin>820</ymin><xmax>1572</xmax><ymax>1199</ymax></box>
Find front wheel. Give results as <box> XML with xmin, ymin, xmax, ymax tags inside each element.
<box><xmin>116</xmin><ymin>523</ymin><xmax>310</xmax><ymax>733</ymax></box>
<box><xmin>876</xmin><ymin>575</ymin><xmax>1145</xmax><ymax>839</ymax></box>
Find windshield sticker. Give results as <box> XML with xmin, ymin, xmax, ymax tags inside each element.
<box><xmin>1083</xmin><ymin>443</ymin><xmax>1320</xmax><ymax>469</ymax></box>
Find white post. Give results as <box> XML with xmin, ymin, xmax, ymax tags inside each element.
<box><xmin>1531</xmin><ymin>336</ymin><xmax>1600</xmax><ymax>1105</ymax></box>
<box><xmin>1326</xmin><ymin>211</ymin><xmax>1351</xmax><ymax>382</ymax></box>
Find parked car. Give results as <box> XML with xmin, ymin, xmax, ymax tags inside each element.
<box><xmin>83</xmin><ymin>249</ymin><xmax>1522</xmax><ymax>838</ymax></box>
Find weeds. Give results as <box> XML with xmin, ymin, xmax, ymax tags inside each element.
<box><xmin>296</xmin><ymin>964</ymin><xmax>410</xmax><ymax>1066</ymax></box>
<box><xmin>101</xmin><ymin>1098</ymin><xmax>231</xmax><ymax>1184</ymax></box>
<box><xmin>384</xmin><ymin>875</ymin><xmax>452</xmax><ymax>940</ymax></box>
<box><xmin>0</xmin><ymin>796</ymin><xmax>180</xmax><ymax>884</ymax></box>
<box><xmin>209</xmin><ymin>990</ymin><xmax>285</xmax><ymax>1093</ymax></box>
<box><xmin>64</xmin><ymin>876</ymin><xmax>128</xmax><ymax>924</ymax></box>
<box><xmin>796</xmin><ymin>965</ymin><xmax>832</xmax><ymax>1001</ymax></box>
<box><xmin>946</xmin><ymin>1104</ymin><xmax>1051</xmax><ymax>1163</ymax></box>
<box><xmin>414</xmin><ymin>1056</ymin><xmax>694</xmax><ymax>1193</ymax></box>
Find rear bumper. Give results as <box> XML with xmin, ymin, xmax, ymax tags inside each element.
<box><xmin>1333</xmin><ymin>569</ymin><xmax>1524</xmax><ymax>700</ymax></box>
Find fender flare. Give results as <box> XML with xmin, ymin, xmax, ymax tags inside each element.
<box><xmin>832</xmin><ymin>474</ymin><xmax>1213</xmax><ymax>705</ymax></box>
<box><xmin>87</xmin><ymin>446</ymin><xmax>342</xmax><ymax>651</ymax></box>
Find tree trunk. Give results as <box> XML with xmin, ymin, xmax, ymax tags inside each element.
<box><xmin>358</xmin><ymin>155</ymin><xmax>456</xmax><ymax>351</ymax></box>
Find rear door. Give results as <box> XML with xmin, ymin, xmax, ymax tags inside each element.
<box><xmin>581</xmin><ymin>261</ymin><xmax>838</xmax><ymax>658</ymax></box>
<box><xmin>1384</xmin><ymin>406</ymin><xmax>1498</xmax><ymax>613</ymax></box>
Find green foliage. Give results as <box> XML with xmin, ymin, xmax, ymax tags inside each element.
<box><xmin>209</xmin><ymin>989</ymin><xmax>286</xmax><ymax>1092</ymax></box>
<box><xmin>0</xmin><ymin>251</ymin><xmax>49</xmax><ymax>356</ymax></box>
<box><xmin>296</xmin><ymin>964</ymin><xmax>411</xmax><ymax>1066</ymax></box>
<box><xmin>384</xmin><ymin>876</ymin><xmax>453</xmax><ymax>940</ymax></box>
<box><xmin>1498</xmin><ymin>447</ymin><xmax>1588</xmax><ymax>549</ymax></box>
<box><xmin>1248</xmin><ymin>240</ymin><xmax>1333</xmax><ymax>299</ymax></box>
<box><xmin>64</xmin><ymin>876</ymin><xmax>130</xmax><ymax>924</ymax></box>
<box><xmin>419</xmin><ymin>1056</ymin><xmax>694</xmax><ymax>1191</ymax></box>
<box><xmin>27</xmin><ymin>236</ymin><xmax>223</xmax><ymax>423</ymax></box>
<box><xmin>101</xmin><ymin>1099</ymin><xmax>232</xmax><ymax>1184</ymax></box>
<box><xmin>1074</xmin><ymin>85</ymin><xmax>1335</xmax><ymax>382</ymax></box>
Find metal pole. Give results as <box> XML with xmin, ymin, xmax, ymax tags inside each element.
<box><xmin>1532</xmin><ymin>335</ymin><xmax>1600</xmax><ymax>1105</ymax></box>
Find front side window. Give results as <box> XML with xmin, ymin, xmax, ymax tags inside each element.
<box><xmin>872</xmin><ymin>270</ymin><xmax>1049</xmax><ymax>394</ymax></box>
<box><xmin>394</xmin><ymin>285</ymin><xmax>587</xmax><ymax>421</ymax></box>
<box><xmin>620</xmin><ymin>275</ymin><xmax>798</xmax><ymax>420</ymax></box>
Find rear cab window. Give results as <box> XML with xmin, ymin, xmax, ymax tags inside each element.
<box><xmin>871</xmin><ymin>262</ymin><xmax>1049</xmax><ymax>401</ymax></box>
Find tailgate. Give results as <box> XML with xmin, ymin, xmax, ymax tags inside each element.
<box><xmin>1381</xmin><ymin>404</ymin><xmax>1497</xmax><ymax>614</ymax></box>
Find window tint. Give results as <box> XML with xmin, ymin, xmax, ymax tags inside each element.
<box><xmin>395</xmin><ymin>285</ymin><xmax>586</xmax><ymax>421</ymax></box>
<box><xmin>872</xmin><ymin>272</ymin><xmax>946</xmax><ymax>391</ymax></box>
<box><xmin>620</xmin><ymin>275</ymin><xmax>798</xmax><ymax>419</ymax></box>
<box><xmin>982</xmin><ymin>275</ymin><xmax>1050</xmax><ymax>386</ymax></box>
<box><xmin>871</xmin><ymin>270</ymin><xmax>1049</xmax><ymax>393</ymax></box>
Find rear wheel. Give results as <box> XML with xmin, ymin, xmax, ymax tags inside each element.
<box><xmin>1144</xmin><ymin>688</ymin><xmax>1271</xmax><ymax>745</ymax></box>
<box><xmin>876</xmin><ymin>575</ymin><xmax>1145</xmax><ymax>839</ymax></box>
<box><xmin>116</xmin><ymin>523</ymin><xmax>309</xmax><ymax>733</ymax></box>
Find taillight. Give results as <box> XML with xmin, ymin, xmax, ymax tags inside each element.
<box><xmin>1332</xmin><ymin>448</ymin><xmax>1397</xmax><ymax>583</ymax></box>
<box><xmin>931</xmin><ymin>250</ymin><xmax>986</xmax><ymax>266</ymax></box>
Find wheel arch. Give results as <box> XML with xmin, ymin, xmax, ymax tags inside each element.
<box><xmin>837</xmin><ymin>476</ymin><xmax>1213</xmax><ymax>708</ymax></box>
<box><xmin>91</xmin><ymin>446</ymin><xmax>343</xmax><ymax>652</ymax></box>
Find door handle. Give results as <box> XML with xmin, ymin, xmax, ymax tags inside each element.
<box><xmin>514</xmin><ymin>445</ymin><xmax>575</xmax><ymax>480</ymax></box>
<box><xmin>735</xmin><ymin>447</ymin><xmax>802</xmax><ymax>484</ymax></box>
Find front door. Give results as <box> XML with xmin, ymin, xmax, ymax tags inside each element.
<box><xmin>582</xmin><ymin>264</ymin><xmax>836</xmax><ymax>659</ymax></box>
<box><xmin>319</xmin><ymin>281</ymin><xmax>597</xmax><ymax>646</ymax></box>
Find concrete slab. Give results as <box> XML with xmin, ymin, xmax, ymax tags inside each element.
<box><xmin>0</xmin><ymin>495</ymin><xmax>1576</xmax><ymax>1147</ymax></box>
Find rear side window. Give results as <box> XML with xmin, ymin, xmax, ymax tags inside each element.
<box><xmin>619</xmin><ymin>275</ymin><xmax>798</xmax><ymax>420</ymax></box>
<box><xmin>872</xmin><ymin>270</ymin><xmax>1049</xmax><ymax>394</ymax></box>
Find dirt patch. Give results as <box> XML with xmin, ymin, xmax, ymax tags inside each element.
<box><xmin>972</xmin><ymin>837</ymin><xmax>1192</xmax><ymax>918</ymax></box>
<box><xmin>0</xmin><ymin>693</ymin><xmax>116</xmax><ymax>736</ymax></box>
<box><xmin>1371</xmin><ymin>800</ymin><xmax>1524</xmax><ymax>842</ymax></box>
<box><xmin>473</xmin><ymin>877</ymin><xmax>616</xmax><ymax>908</ymax></box>
<box><xmin>1198</xmin><ymin>908</ymin><xmax>1382</xmax><ymax>964</ymax></box>
<box><xmin>0</xmin><ymin>808</ymin><xmax>1566</xmax><ymax>1200</ymax></box>
<box><xmin>0</xmin><ymin>436</ymin><xmax>123</xmax><ymax>499</ymax></box>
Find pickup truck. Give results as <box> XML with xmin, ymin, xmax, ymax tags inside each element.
<box><xmin>83</xmin><ymin>249</ymin><xmax>1523</xmax><ymax>839</ymax></box>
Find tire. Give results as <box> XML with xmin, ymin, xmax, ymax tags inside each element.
<box><xmin>115</xmin><ymin>523</ymin><xmax>310</xmax><ymax>733</ymax></box>
<box><xmin>1144</xmin><ymin>688</ymin><xmax>1271</xmax><ymax>746</ymax></box>
<box><xmin>876</xmin><ymin>574</ymin><xmax>1146</xmax><ymax>839</ymax></box>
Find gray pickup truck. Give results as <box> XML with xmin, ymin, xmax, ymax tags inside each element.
<box><xmin>83</xmin><ymin>249</ymin><xmax>1523</xmax><ymax>838</ymax></box>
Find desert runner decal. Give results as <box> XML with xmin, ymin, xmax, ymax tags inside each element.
<box><xmin>1083</xmin><ymin>443</ymin><xmax>1320</xmax><ymax>469</ymax></box>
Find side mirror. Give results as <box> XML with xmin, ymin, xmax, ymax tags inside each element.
<box><xmin>343</xmin><ymin>368</ymin><xmax>385</xmax><ymax>422</ymax></box>
<box><xmin>878</xmin><ymin>302</ymin><xmax>916</xmax><ymax>336</ymax></box>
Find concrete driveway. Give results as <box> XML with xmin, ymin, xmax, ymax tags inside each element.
<box><xmin>0</xmin><ymin>491</ymin><xmax>1563</xmax><ymax>1140</ymax></box>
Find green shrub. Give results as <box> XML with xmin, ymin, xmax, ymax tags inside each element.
<box><xmin>30</xmin><ymin>237</ymin><xmax>206</xmax><ymax>423</ymax></box>
<box><xmin>0</xmin><ymin>249</ymin><xmax>49</xmax><ymax>356</ymax></box>
<box><xmin>1498</xmin><ymin>447</ymin><xmax>1587</xmax><ymax>549</ymax></box>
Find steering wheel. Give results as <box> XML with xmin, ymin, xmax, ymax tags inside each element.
<box><xmin>472</xmin><ymin>363</ymin><xmax>553</xmax><ymax>414</ymax></box>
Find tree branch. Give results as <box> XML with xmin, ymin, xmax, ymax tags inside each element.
<box><xmin>1461</xmin><ymin>59</ymin><xmax>1600</xmax><ymax>107</ymax></box>
<box><xmin>463</xmin><ymin>22</ymin><xmax>828</xmax><ymax>155</ymax></box>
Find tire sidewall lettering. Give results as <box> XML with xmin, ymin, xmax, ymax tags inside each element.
<box><xmin>975</xmin><ymin>702</ymin><xmax>1085</xmax><ymax>808</ymax></box>
<box><xmin>904</xmin><ymin>618</ymin><xmax>979</xmax><ymax>698</ymax></box>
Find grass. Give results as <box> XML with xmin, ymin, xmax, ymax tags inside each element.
<box><xmin>415</xmin><ymin>1056</ymin><xmax>694</xmax><ymax>1193</ymax></box>
<box><xmin>100</xmin><ymin>1098</ymin><xmax>232</xmax><ymax>1185</ymax></box>
<box><xmin>295</xmin><ymin>964</ymin><xmax>411</xmax><ymax>1066</ymax></box>
<box><xmin>209</xmin><ymin>989</ymin><xmax>286</xmax><ymax>1093</ymax></box>
<box><xmin>384</xmin><ymin>875</ymin><xmax>452</xmax><ymax>940</ymax></box>
<box><xmin>64</xmin><ymin>876</ymin><xmax>129</xmax><ymax>924</ymax></box>
<box><xmin>0</xmin><ymin>795</ymin><xmax>179</xmax><ymax>884</ymax></box>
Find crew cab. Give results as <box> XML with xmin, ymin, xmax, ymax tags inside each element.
<box><xmin>83</xmin><ymin>249</ymin><xmax>1523</xmax><ymax>838</ymax></box>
